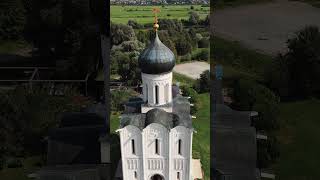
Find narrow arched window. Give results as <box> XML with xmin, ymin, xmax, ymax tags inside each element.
<box><xmin>155</xmin><ymin>85</ymin><xmax>159</xmax><ymax>104</ymax></box>
<box><xmin>131</xmin><ymin>139</ymin><xmax>135</xmax><ymax>154</ymax></box>
<box><xmin>177</xmin><ymin>172</ymin><xmax>180</xmax><ymax>180</ymax></box>
<box><xmin>145</xmin><ymin>84</ymin><xmax>148</xmax><ymax>103</ymax></box>
<box><xmin>178</xmin><ymin>139</ymin><xmax>182</xmax><ymax>155</ymax></box>
<box><xmin>155</xmin><ymin>139</ymin><xmax>159</xmax><ymax>155</ymax></box>
<box><xmin>134</xmin><ymin>171</ymin><xmax>137</xmax><ymax>179</ymax></box>
<box><xmin>165</xmin><ymin>84</ymin><xmax>169</xmax><ymax>103</ymax></box>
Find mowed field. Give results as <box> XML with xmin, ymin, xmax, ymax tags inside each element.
<box><xmin>111</xmin><ymin>5</ymin><xmax>210</xmax><ymax>24</ymax></box>
<box><xmin>275</xmin><ymin>99</ymin><xmax>320</xmax><ymax>180</ymax></box>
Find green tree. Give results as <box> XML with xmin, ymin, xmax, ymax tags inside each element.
<box><xmin>232</xmin><ymin>79</ymin><xmax>280</xmax><ymax>131</ymax></box>
<box><xmin>286</xmin><ymin>25</ymin><xmax>320</xmax><ymax>97</ymax></box>
<box><xmin>189</xmin><ymin>11</ymin><xmax>200</xmax><ymax>25</ymax></box>
<box><xmin>0</xmin><ymin>0</ymin><xmax>26</xmax><ymax>40</ymax></box>
<box><xmin>175</xmin><ymin>37</ymin><xmax>192</xmax><ymax>56</ymax></box>
<box><xmin>111</xmin><ymin>23</ymin><xmax>136</xmax><ymax>46</ymax></box>
<box><xmin>194</xmin><ymin>70</ymin><xmax>210</xmax><ymax>93</ymax></box>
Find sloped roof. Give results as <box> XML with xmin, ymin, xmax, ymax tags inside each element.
<box><xmin>120</xmin><ymin>95</ymin><xmax>192</xmax><ymax>130</ymax></box>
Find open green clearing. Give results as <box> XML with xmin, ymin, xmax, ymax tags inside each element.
<box><xmin>274</xmin><ymin>99</ymin><xmax>320</xmax><ymax>180</ymax></box>
<box><xmin>111</xmin><ymin>5</ymin><xmax>209</xmax><ymax>24</ymax></box>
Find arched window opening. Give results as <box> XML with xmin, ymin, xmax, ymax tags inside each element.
<box><xmin>177</xmin><ymin>172</ymin><xmax>180</xmax><ymax>180</ymax></box>
<box><xmin>155</xmin><ymin>85</ymin><xmax>159</xmax><ymax>104</ymax></box>
<box><xmin>155</xmin><ymin>139</ymin><xmax>159</xmax><ymax>155</ymax></box>
<box><xmin>132</xmin><ymin>139</ymin><xmax>135</xmax><ymax>154</ymax></box>
<box><xmin>178</xmin><ymin>139</ymin><xmax>182</xmax><ymax>155</ymax></box>
<box><xmin>146</xmin><ymin>84</ymin><xmax>148</xmax><ymax>103</ymax></box>
<box><xmin>165</xmin><ymin>84</ymin><xmax>169</xmax><ymax>103</ymax></box>
<box><xmin>134</xmin><ymin>171</ymin><xmax>137</xmax><ymax>179</ymax></box>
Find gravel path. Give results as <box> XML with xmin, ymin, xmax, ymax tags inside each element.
<box><xmin>173</xmin><ymin>61</ymin><xmax>210</xmax><ymax>79</ymax></box>
<box><xmin>212</xmin><ymin>0</ymin><xmax>320</xmax><ymax>55</ymax></box>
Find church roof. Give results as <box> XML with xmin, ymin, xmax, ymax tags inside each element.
<box><xmin>120</xmin><ymin>95</ymin><xmax>192</xmax><ymax>130</ymax></box>
<box><xmin>138</xmin><ymin>32</ymin><xmax>175</xmax><ymax>74</ymax></box>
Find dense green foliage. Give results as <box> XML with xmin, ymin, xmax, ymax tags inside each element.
<box><xmin>0</xmin><ymin>0</ymin><xmax>26</xmax><ymax>40</ymax></box>
<box><xmin>265</xmin><ymin>26</ymin><xmax>320</xmax><ymax>99</ymax></box>
<box><xmin>111</xmin><ymin>89</ymin><xmax>137</xmax><ymax>111</ymax></box>
<box><xmin>0</xmin><ymin>86</ymin><xmax>90</xmax><ymax>160</ymax></box>
<box><xmin>232</xmin><ymin>79</ymin><xmax>280</xmax><ymax>131</ymax></box>
<box><xmin>286</xmin><ymin>26</ymin><xmax>320</xmax><ymax>97</ymax></box>
<box><xmin>194</xmin><ymin>70</ymin><xmax>210</xmax><ymax>93</ymax></box>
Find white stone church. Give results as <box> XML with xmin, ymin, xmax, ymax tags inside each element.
<box><xmin>115</xmin><ymin>21</ymin><xmax>201</xmax><ymax>180</ymax></box>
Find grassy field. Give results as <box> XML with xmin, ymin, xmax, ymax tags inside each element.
<box><xmin>192</xmin><ymin>93</ymin><xmax>210</xmax><ymax>179</ymax></box>
<box><xmin>274</xmin><ymin>99</ymin><xmax>320</xmax><ymax>180</ymax></box>
<box><xmin>211</xmin><ymin>37</ymin><xmax>274</xmax><ymax>82</ymax></box>
<box><xmin>0</xmin><ymin>156</ymin><xmax>42</xmax><ymax>180</ymax></box>
<box><xmin>111</xmin><ymin>5</ymin><xmax>209</xmax><ymax>24</ymax></box>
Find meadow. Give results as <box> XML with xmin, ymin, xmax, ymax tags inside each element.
<box><xmin>111</xmin><ymin>5</ymin><xmax>210</xmax><ymax>24</ymax></box>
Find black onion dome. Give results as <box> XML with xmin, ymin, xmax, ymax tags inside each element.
<box><xmin>139</xmin><ymin>32</ymin><xmax>175</xmax><ymax>74</ymax></box>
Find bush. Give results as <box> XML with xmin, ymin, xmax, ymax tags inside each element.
<box><xmin>189</xmin><ymin>11</ymin><xmax>200</xmax><ymax>25</ymax></box>
<box><xmin>194</xmin><ymin>70</ymin><xmax>210</xmax><ymax>93</ymax></box>
<box><xmin>257</xmin><ymin>136</ymin><xmax>280</xmax><ymax>168</ymax></box>
<box><xmin>181</xmin><ymin>86</ymin><xmax>198</xmax><ymax>104</ymax></box>
<box><xmin>232</xmin><ymin>79</ymin><xmax>280</xmax><ymax>131</ymax></box>
<box><xmin>175</xmin><ymin>38</ymin><xmax>192</xmax><ymax>56</ymax></box>
<box><xmin>111</xmin><ymin>89</ymin><xmax>136</xmax><ymax>111</ymax></box>
<box><xmin>6</xmin><ymin>157</ymin><xmax>22</xmax><ymax>168</ymax></box>
<box><xmin>180</xmin><ymin>53</ymin><xmax>192</xmax><ymax>62</ymax></box>
<box><xmin>190</xmin><ymin>102</ymin><xmax>198</xmax><ymax>115</ymax></box>
<box><xmin>127</xmin><ymin>19</ymin><xmax>144</xmax><ymax>29</ymax></box>
<box><xmin>181</xmin><ymin>86</ymin><xmax>199</xmax><ymax>114</ymax></box>
<box><xmin>198</xmin><ymin>38</ymin><xmax>209</xmax><ymax>48</ymax></box>
<box><xmin>285</xmin><ymin>25</ymin><xmax>320</xmax><ymax>98</ymax></box>
<box><xmin>193</xmin><ymin>49</ymin><xmax>209</xmax><ymax>61</ymax></box>
<box><xmin>0</xmin><ymin>0</ymin><xmax>26</xmax><ymax>40</ymax></box>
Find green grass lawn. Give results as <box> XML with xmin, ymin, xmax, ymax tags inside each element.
<box><xmin>211</xmin><ymin>36</ymin><xmax>274</xmax><ymax>82</ymax></box>
<box><xmin>274</xmin><ymin>99</ymin><xmax>320</xmax><ymax>180</ymax></box>
<box><xmin>192</xmin><ymin>93</ymin><xmax>210</xmax><ymax>180</ymax></box>
<box><xmin>111</xmin><ymin>5</ymin><xmax>209</xmax><ymax>24</ymax></box>
<box><xmin>0</xmin><ymin>156</ymin><xmax>42</xmax><ymax>180</ymax></box>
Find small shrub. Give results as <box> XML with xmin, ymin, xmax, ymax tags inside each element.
<box><xmin>194</xmin><ymin>70</ymin><xmax>210</xmax><ymax>93</ymax></box>
<box><xmin>180</xmin><ymin>53</ymin><xmax>192</xmax><ymax>62</ymax></box>
<box><xmin>6</xmin><ymin>157</ymin><xmax>22</xmax><ymax>168</ymax></box>
<box><xmin>181</xmin><ymin>86</ymin><xmax>198</xmax><ymax>104</ymax></box>
<box><xmin>198</xmin><ymin>38</ymin><xmax>209</xmax><ymax>48</ymax></box>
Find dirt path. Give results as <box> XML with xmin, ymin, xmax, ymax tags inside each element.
<box><xmin>212</xmin><ymin>0</ymin><xmax>320</xmax><ymax>55</ymax></box>
<box><xmin>173</xmin><ymin>61</ymin><xmax>210</xmax><ymax>79</ymax></box>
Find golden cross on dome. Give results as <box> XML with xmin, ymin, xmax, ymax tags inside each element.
<box><xmin>152</xmin><ymin>7</ymin><xmax>160</xmax><ymax>31</ymax></box>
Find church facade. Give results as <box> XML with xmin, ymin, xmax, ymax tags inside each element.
<box><xmin>116</xmin><ymin>19</ymin><xmax>194</xmax><ymax>180</ymax></box>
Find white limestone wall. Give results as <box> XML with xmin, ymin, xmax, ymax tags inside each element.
<box><xmin>169</xmin><ymin>126</ymin><xmax>193</xmax><ymax>180</ymax></box>
<box><xmin>142</xmin><ymin>72</ymin><xmax>172</xmax><ymax>106</ymax></box>
<box><xmin>118</xmin><ymin>125</ymin><xmax>144</xmax><ymax>180</ymax></box>
<box><xmin>142</xmin><ymin>123</ymin><xmax>169</xmax><ymax>180</ymax></box>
